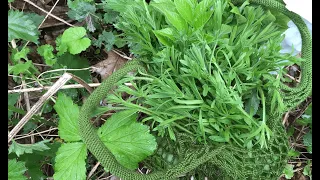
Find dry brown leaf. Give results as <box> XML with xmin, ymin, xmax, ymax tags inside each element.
<box><xmin>91</xmin><ymin>50</ymin><xmax>128</xmax><ymax>80</ymax></box>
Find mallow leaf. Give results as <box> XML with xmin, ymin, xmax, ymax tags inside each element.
<box><xmin>56</xmin><ymin>27</ymin><xmax>91</xmax><ymax>55</ymax></box>
<box><xmin>53</xmin><ymin>142</ymin><xmax>87</xmax><ymax>180</ymax></box>
<box><xmin>54</xmin><ymin>92</ymin><xmax>81</xmax><ymax>142</ymax></box>
<box><xmin>98</xmin><ymin>110</ymin><xmax>157</xmax><ymax>169</ymax></box>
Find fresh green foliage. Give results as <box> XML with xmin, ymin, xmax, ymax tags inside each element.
<box><xmin>24</xmin><ymin>12</ymin><xmax>45</xmax><ymax>27</ymax></box>
<box><xmin>8</xmin><ymin>0</ymin><xmax>15</xmax><ymax>2</ymax></box>
<box><xmin>303</xmin><ymin>131</ymin><xmax>312</xmax><ymax>153</ymax></box>
<box><xmin>53</xmin><ymin>93</ymin><xmax>157</xmax><ymax>176</ymax></box>
<box><xmin>105</xmin><ymin>0</ymin><xmax>302</xmax><ymax>148</ymax></box>
<box><xmin>37</xmin><ymin>45</ymin><xmax>57</xmax><ymax>66</ymax></box>
<box><xmin>53</xmin><ymin>142</ymin><xmax>87</xmax><ymax>180</ymax></box>
<box><xmin>56</xmin><ymin>27</ymin><xmax>91</xmax><ymax>55</ymax></box>
<box><xmin>8</xmin><ymin>93</ymin><xmax>20</xmax><ymax>119</ymax></box>
<box><xmin>10</xmin><ymin>141</ymin><xmax>62</xmax><ymax>180</ymax></box>
<box><xmin>54</xmin><ymin>53</ymin><xmax>92</xmax><ymax>83</ymax></box>
<box><xmin>8</xmin><ymin>10</ymin><xmax>39</xmax><ymax>43</ymax></box>
<box><xmin>8</xmin><ymin>139</ymin><xmax>51</xmax><ymax>157</ymax></box>
<box><xmin>8</xmin><ymin>159</ymin><xmax>27</xmax><ymax>180</ymax></box>
<box><xmin>54</xmin><ymin>92</ymin><xmax>82</xmax><ymax>142</ymax></box>
<box><xmin>103</xmin><ymin>10</ymin><xmax>119</xmax><ymax>24</ymax></box>
<box><xmin>92</xmin><ymin>30</ymin><xmax>116</xmax><ymax>51</ymax></box>
<box><xmin>287</xmin><ymin>149</ymin><xmax>300</xmax><ymax>157</ymax></box>
<box><xmin>8</xmin><ymin>60</ymin><xmax>37</xmax><ymax>76</ymax></box>
<box><xmin>98</xmin><ymin>110</ymin><xmax>157</xmax><ymax>169</ymax></box>
<box><xmin>303</xmin><ymin>161</ymin><xmax>312</xmax><ymax>178</ymax></box>
<box><xmin>283</xmin><ymin>164</ymin><xmax>294</xmax><ymax>179</ymax></box>
<box><xmin>11</xmin><ymin>48</ymin><xmax>30</xmax><ymax>62</ymax></box>
<box><xmin>67</xmin><ymin>0</ymin><xmax>96</xmax><ymax>21</ymax></box>
<box><xmin>297</xmin><ymin>103</ymin><xmax>312</xmax><ymax>153</ymax></box>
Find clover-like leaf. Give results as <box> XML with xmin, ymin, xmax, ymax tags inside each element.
<box><xmin>98</xmin><ymin>110</ymin><xmax>157</xmax><ymax>169</ymax></box>
<box><xmin>57</xmin><ymin>27</ymin><xmax>91</xmax><ymax>55</ymax></box>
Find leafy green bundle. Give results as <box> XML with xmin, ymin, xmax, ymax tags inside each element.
<box><xmin>103</xmin><ymin>0</ymin><xmax>302</xmax><ymax>148</ymax></box>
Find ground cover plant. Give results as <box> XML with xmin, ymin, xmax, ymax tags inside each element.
<box><xmin>8</xmin><ymin>0</ymin><xmax>311</xmax><ymax>179</ymax></box>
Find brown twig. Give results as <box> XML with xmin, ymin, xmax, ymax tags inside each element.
<box><xmin>38</xmin><ymin>0</ymin><xmax>60</xmax><ymax>28</ymax></box>
<box><xmin>8</xmin><ymin>73</ymin><xmax>72</xmax><ymax>143</ymax></box>
<box><xmin>67</xmin><ymin>73</ymin><xmax>94</xmax><ymax>94</ymax></box>
<box><xmin>87</xmin><ymin>162</ymin><xmax>101</xmax><ymax>180</ymax></box>
<box><xmin>20</xmin><ymin>74</ymin><xmax>34</xmax><ymax>143</ymax></box>
<box><xmin>8</xmin><ymin>83</ymin><xmax>102</xmax><ymax>94</ymax></box>
<box><xmin>23</xmin><ymin>0</ymin><xmax>74</xmax><ymax>27</ymax></box>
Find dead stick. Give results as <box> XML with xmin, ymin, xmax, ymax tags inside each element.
<box><xmin>23</xmin><ymin>0</ymin><xmax>74</xmax><ymax>27</ymax></box>
<box><xmin>8</xmin><ymin>82</ymin><xmax>133</xmax><ymax>94</ymax></box>
<box><xmin>8</xmin><ymin>83</ymin><xmax>102</xmax><ymax>94</ymax></box>
<box><xmin>8</xmin><ymin>73</ymin><xmax>72</xmax><ymax>143</ymax></box>
<box><xmin>20</xmin><ymin>74</ymin><xmax>34</xmax><ymax>143</ymax></box>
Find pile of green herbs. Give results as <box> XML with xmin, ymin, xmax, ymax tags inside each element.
<box><xmin>102</xmin><ymin>0</ymin><xmax>302</xmax><ymax>149</ymax></box>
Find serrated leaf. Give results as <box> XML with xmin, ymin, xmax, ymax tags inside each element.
<box><xmin>37</xmin><ymin>44</ymin><xmax>57</xmax><ymax>66</ymax></box>
<box><xmin>8</xmin><ymin>139</ymin><xmax>51</xmax><ymax>157</ymax></box>
<box><xmin>8</xmin><ymin>60</ymin><xmax>32</xmax><ymax>75</ymax></box>
<box><xmin>11</xmin><ymin>47</ymin><xmax>30</xmax><ymax>62</ymax></box>
<box><xmin>8</xmin><ymin>93</ymin><xmax>20</xmax><ymax>119</ymax></box>
<box><xmin>288</xmin><ymin>149</ymin><xmax>300</xmax><ymax>157</ymax></box>
<box><xmin>13</xmin><ymin>141</ymin><xmax>61</xmax><ymax>180</ymax></box>
<box><xmin>92</xmin><ymin>30</ymin><xmax>115</xmax><ymax>51</ymax></box>
<box><xmin>57</xmin><ymin>27</ymin><xmax>91</xmax><ymax>55</ymax></box>
<box><xmin>8</xmin><ymin>10</ymin><xmax>39</xmax><ymax>43</ymax></box>
<box><xmin>55</xmin><ymin>53</ymin><xmax>91</xmax><ymax>83</ymax></box>
<box><xmin>54</xmin><ymin>92</ymin><xmax>81</xmax><ymax>142</ymax></box>
<box><xmin>103</xmin><ymin>10</ymin><xmax>119</xmax><ymax>24</ymax></box>
<box><xmin>98</xmin><ymin>110</ymin><xmax>157</xmax><ymax>169</ymax></box>
<box><xmin>8</xmin><ymin>159</ymin><xmax>27</xmax><ymax>180</ymax></box>
<box><xmin>67</xmin><ymin>0</ymin><xmax>96</xmax><ymax>21</ymax></box>
<box><xmin>24</xmin><ymin>12</ymin><xmax>45</xmax><ymax>27</ymax></box>
<box><xmin>303</xmin><ymin>131</ymin><xmax>312</xmax><ymax>147</ymax></box>
<box><xmin>53</xmin><ymin>142</ymin><xmax>87</xmax><ymax>180</ymax></box>
<box><xmin>283</xmin><ymin>164</ymin><xmax>294</xmax><ymax>179</ymax></box>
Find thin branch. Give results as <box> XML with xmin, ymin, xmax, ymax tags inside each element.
<box><xmin>87</xmin><ymin>162</ymin><xmax>101</xmax><ymax>180</ymax></box>
<box><xmin>14</xmin><ymin>128</ymin><xmax>58</xmax><ymax>140</ymax></box>
<box><xmin>8</xmin><ymin>73</ymin><xmax>72</xmax><ymax>143</ymax></box>
<box><xmin>68</xmin><ymin>73</ymin><xmax>93</xmax><ymax>94</ymax></box>
<box><xmin>23</xmin><ymin>0</ymin><xmax>74</xmax><ymax>27</ymax></box>
<box><xmin>9</xmin><ymin>82</ymin><xmax>133</xmax><ymax>94</ymax></box>
<box><xmin>9</xmin><ymin>83</ymin><xmax>101</xmax><ymax>94</ymax></box>
<box><xmin>38</xmin><ymin>0</ymin><xmax>60</xmax><ymax>28</ymax></box>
